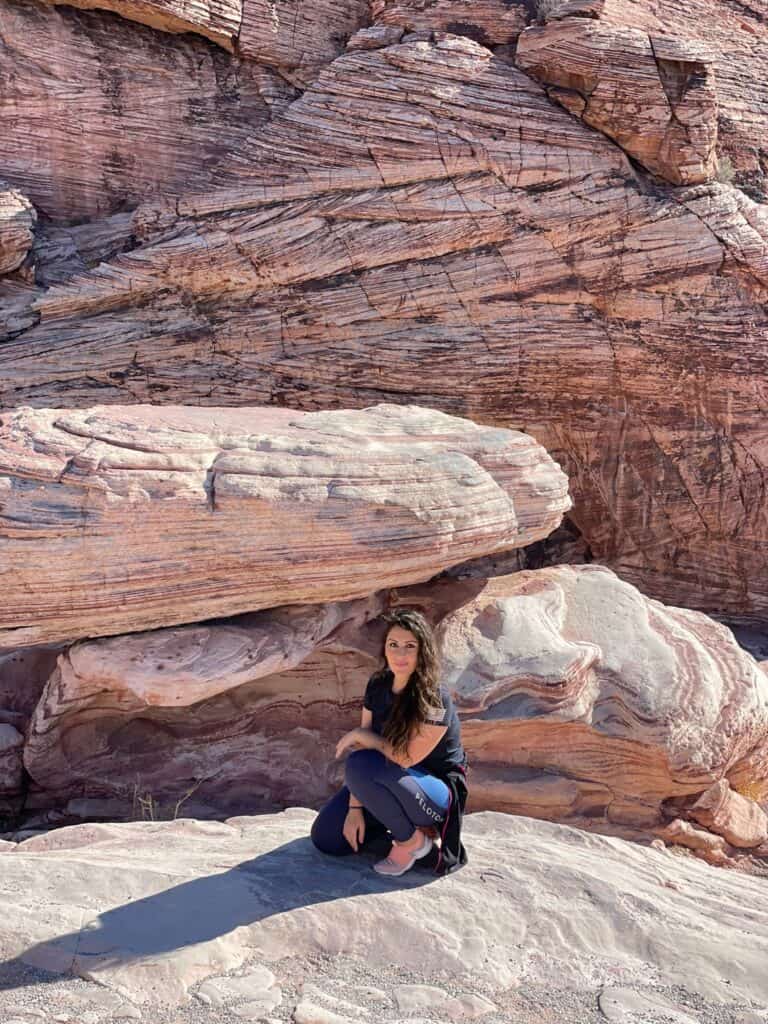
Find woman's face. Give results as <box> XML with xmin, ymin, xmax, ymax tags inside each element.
<box><xmin>384</xmin><ymin>625</ymin><xmax>420</xmax><ymax>679</ymax></box>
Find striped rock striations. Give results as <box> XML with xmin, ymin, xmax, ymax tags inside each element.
<box><xmin>516</xmin><ymin>15</ymin><xmax>718</xmax><ymax>185</ymax></box>
<box><xmin>437</xmin><ymin>565</ymin><xmax>768</xmax><ymax>841</ymax></box>
<box><xmin>41</xmin><ymin>0</ymin><xmax>243</xmax><ymax>48</ymax></box>
<box><xmin>0</xmin><ymin>1</ymin><xmax>281</xmax><ymax>222</ymax></box>
<box><xmin>0</xmin><ymin>403</ymin><xmax>569</xmax><ymax>647</ymax></box>
<box><xmin>2</xmin><ymin>8</ymin><xmax>768</xmax><ymax>620</ymax></box>
<box><xmin>18</xmin><ymin>565</ymin><xmax>768</xmax><ymax>858</ymax></box>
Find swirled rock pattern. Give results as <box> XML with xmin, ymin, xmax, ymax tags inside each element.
<box><xmin>437</xmin><ymin>565</ymin><xmax>768</xmax><ymax>834</ymax></box>
<box><xmin>0</xmin><ymin>403</ymin><xmax>569</xmax><ymax>647</ymax></box>
<box><xmin>19</xmin><ymin>565</ymin><xmax>768</xmax><ymax>858</ymax></box>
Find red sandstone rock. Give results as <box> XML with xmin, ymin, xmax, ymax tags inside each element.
<box><xmin>0</xmin><ymin>724</ymin><xmax>24</xmax><ymax>807</ymax></box>
<box><xmin>655</xmin><ymin>818</ymin><xmax>730</xmax><ymax>865</ymax></box>
<box><xmin>42</xmin><ymin>0</ymin><xmax>242</xmax><ymax>48</ymax></box>
<box><xmin>438</xmin><ymin>566</ymin><xmax>768</xmax><ymax>827</ymax></box>
<box><xmin>549</xmin><ymin>0</ymin><xmax>768</xmax><ymax>192</ymax></box>
<box><xmin>371</xmin><ymin>0</ymin><xmax>526</xmax><ymax>47</ymax></box>
<box><xmin>0</xmin><ymin>0</ymin><xmax>279</xmax><ymax>222</ymax></box>
<box><xmin>516</xmin><ymin>19</ymin><xmax>718</xmax><ymax>185</ymax></box>
<box><xmin>239</xmin><ymin>0</ymin><xmax>369</xmax><ymax>87</ymax></box>
<box><xmin>688</xmin><ymin>779</ymin><xmax>768</xmax><ymax>849</ymax></box>
<box><xmin>20</xmin><ymin>565</ymin><xmax>768</xmax><ymax>835</ymax></box>
<box><xmin>0</xmin><ymin>403</ymin><xmax>569</xmax><ymax>647</ymax></box>
<box><xmin>3</xmin><ymin>25</ymin><xmax>768</xmax><ymax>621</ymax></box>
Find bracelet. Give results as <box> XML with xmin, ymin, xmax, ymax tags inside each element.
<box><xmin>348</xmin><ymin>803</ymin><xmax>363</xmax><ymax>810</ymax></box>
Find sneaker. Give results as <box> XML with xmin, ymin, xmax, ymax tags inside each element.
<box><xmin>373</xmin><ymin>833</ymin><xmax>433</xmax><ymax>877</ymax></box>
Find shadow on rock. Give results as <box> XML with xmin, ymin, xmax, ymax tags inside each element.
<box><xmin>0</xmin><ymin>835</ymin><xmax>436</xmax><ymax>992</ymax></box>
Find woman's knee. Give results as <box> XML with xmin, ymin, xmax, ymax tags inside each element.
<box><xmin>344</xmin><ymin>748</ymin><xmax>387</xmax><ymax>789</ymax></box>
<box><xmin>310</xmin><ymin>812</ymin><xmax>351</xmax><ymax>857</ymax></box>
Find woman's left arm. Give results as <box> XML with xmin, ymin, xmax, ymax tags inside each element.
<box><xmin>336</xmin><ymin>724</ymin><xmax>447</xmax><ymax>767</ymax></box>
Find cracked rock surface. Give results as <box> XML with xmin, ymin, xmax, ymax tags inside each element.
<box><xmin>2</xmin><ymin>4</ymin><xmax>768</xmax><ymax>620</ymax></box>
<box><xmin>0</xmin><ymin>402</ymin><xmax>568</xmax><ymax>646</ymax></box>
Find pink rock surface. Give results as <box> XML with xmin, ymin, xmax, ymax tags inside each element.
<box><xmin>437</xmin><ymin>566</ymin><xmax>768</xmax><ymax>827</ymax></box>
<box><xmin>688</xmin><ymin>779</ymin><xmax>768</xmax><ymax>849</ymax></box>
<box><xmin>0</xmin><ymin>724</ymin><xmax>24</xmax><ymax>804</ymax></box>
<box><xmin>371</xmin><ymin>0</ymin><xmax>526</xmax><ymax>46</ymax></box>
<box><xmin>516</xmin><ymin>18</ymin><xmax>718</xmax><ymax>185</ymax></box>
<box><xmin>3</xmin><ymin>23</ymin><xmax>768</xmax><ymax>621</ymax></box>
<box><xmin>20</xmin><ymin>566</ymin><xmax>768</xmax><ymax>843</ymax></box>
<box><xmin>0</xmin><ymin>403</ymin><xmax>569</xmax><ymax>647</ymax></box>
<box><xmin>42</xmin><ymin>0</ymin><xmax>242</xmax><ymax>48</ymax></box>
<box><xmin>0</xmin><ymin>0</ymin><xmax>278</xmax><ymax>223</ymax></box>
<box><xmin>655</xmin><ymin>818</ymin><xmax>731</xmax><ymax>865</ymax></box>
<box><xmin>239</xmin><ymin>0</ymin><xmax>369</xmax><ymax>87</ymax></box>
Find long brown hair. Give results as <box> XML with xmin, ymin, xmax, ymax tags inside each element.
<box><xmin>379</xmin><ymin>608</ymin><xmax>442</xmax><ymax>756</ymax></box>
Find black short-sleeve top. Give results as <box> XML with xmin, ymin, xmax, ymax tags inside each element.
<box><xmin>363</xmin><ymin>671</ymin><xmax>465</xmax><ymax>779</ymax></box>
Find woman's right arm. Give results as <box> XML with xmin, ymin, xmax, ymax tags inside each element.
<box><xmin>343</xmin><ymin>705</ymin><xmax>372</xmax><ymax>851</ymax></box>
<box><xmin>346</xmin><ymin>707</ymin><xmax>373</xmax><ymax>811</ymax></box>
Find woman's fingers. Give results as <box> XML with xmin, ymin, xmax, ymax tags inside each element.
<box><xmin>335</xmin><ymin>730</ymin><xmax>355</xmax><ymax>759</ymax></box>
<box><xmin>343</xmin><ymin>818</ymin><xmax>358</xmax><ymax>851</ymax></box>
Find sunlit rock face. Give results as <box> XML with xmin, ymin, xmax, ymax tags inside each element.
<box><xmin>436</xmin><ymin>566</ymin><xmax>768</xmax><ymax>831</ymax></box>
<box><xmin>0</xmin><ymin>403</ymin><xmax>569</xmax><ymax>648</ymax></box>
<box><xmin>517</xmin><ymin>18</ymin><xmax>718</xmax><ymax>186</ymax></box>
<box><xmin>3</xmin><ymin>812</ymin><xmax>768</xmax><ymax>1011</ymax></box>
<box><xmin>3</xmin><ymin>1</ymin><xmax>768</xmax><ymax>621</ymax></box>
<box><xmin>0</xmin><ymin>182</ymin><xmax>36</xmax><ymax>277</ymax></box>
<box><xmin>20</xmin><ymin>567</ymin><xmax>768</xmax><ymax>854</ymax></box>
<box><xmin>0</xmin><ymin>0</ymin><xmax>277</xmax><ymax>222</ymax></box>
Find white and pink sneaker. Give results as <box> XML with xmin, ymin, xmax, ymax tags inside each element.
<box><xmin>373</xmin><ymin>831</ymin><xmax>433</xmax><ymax>877</ymax></box>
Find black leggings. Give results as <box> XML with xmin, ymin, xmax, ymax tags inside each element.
<box><xmin>311</xmin><ymin>749</ymin><xmax>450</xmax><ymax>854</ymax></box>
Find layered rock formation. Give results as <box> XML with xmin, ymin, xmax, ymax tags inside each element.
<box><xmin>437</xmin><ymin>566</ymin><xmax>768</xmax><ymax>837</ymax></box>
<box><xmin>516</xmin><ymin>16</ymin><xmax>718</xmax><ymax>184</ymax></box>
<box><xmin>43</xmin><ymin>0</ymin><xmax>243</xmax><ymax>48</ymax></box>
<box><xmin>2</xmin><ymin>0</ymin><xmax>768</xmax><ymax>620</ymax></box>
<box><xmin>0</xmin><ymin>1</ymin><xmax>280</xmax><ymax>221</ymax></box>
<box><xmin>0</xmin><ymin>403</ymin><xmax>569</xmax><ymax>646</ymax></box>
<box><xmin>17</xmin><ymin>561</ymin><xmax>768</xmax><ymax>860</ymax></box>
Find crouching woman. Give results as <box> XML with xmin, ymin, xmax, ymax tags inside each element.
<box><xmin>311</xmin><ymin>608</ymin><xmax>468</xmax><ymax>877</ymax></box>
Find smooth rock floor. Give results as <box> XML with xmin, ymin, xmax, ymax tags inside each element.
<box><xmin>0</xmin><ymin>810</ymin><xmax>766</xmax><ymax>1024</ymax></box>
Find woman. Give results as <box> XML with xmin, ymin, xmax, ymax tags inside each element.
<box><xmin>310</xmin><ymin>608</ymin><xmax>468</xmax><ymax>877</ymax></box>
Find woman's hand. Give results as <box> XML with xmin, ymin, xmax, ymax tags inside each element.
<box><xmin>343</xmin><ymin>808</ymin><xmax>366</xmax><ymax>852</ymax></box>
<box><xmin>335</xmin><ymin>727</ymin><xmax>373</xmax><ymax>760</ymax></box>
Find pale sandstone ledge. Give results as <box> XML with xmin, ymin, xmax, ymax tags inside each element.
<box><xmin>41</xmin><ymin>0</ymin><xmax>242</xmax><ymax>49</ymax></box>
<box><xmin>19</xmin><ymin>566</ymin><xmax>768</xmax><ymax>858</ymax></box>
<box><xmin>0</xmin><ymin>403</ymin><xmax>569</xmax><ymax>648</ymax></box>
<box><xmin>1</xmin><ymin>811</ymin><xmax>768</xmax><ymax>1013</ymax></box>
<box><xmin>0</xmin><ymin>183</ymin><xmax>36</xmax><ymax>278</ymax></box>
